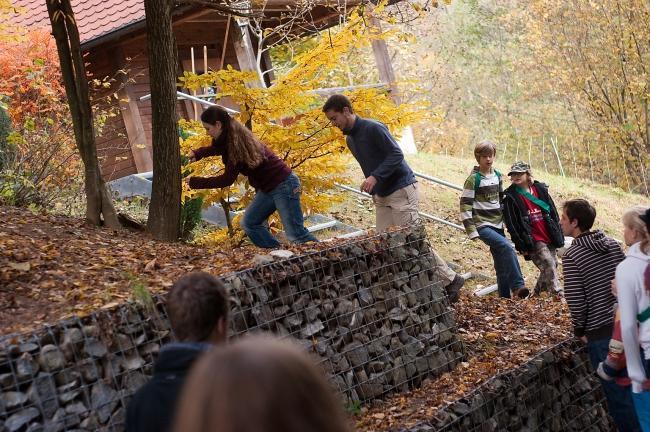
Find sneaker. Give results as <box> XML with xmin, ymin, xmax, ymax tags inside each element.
<box><xmin>513</xmin><ymin>287</ymin><xmax>529</xmax><ymax>299</ymax></box>
<box><xmin>445</xmin><ymin>274</ymin><xmax>465</xmax><ymax>304</ymax></box>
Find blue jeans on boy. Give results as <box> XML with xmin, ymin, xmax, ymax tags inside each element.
<box><xmin>477</xmin><ymin>226</ymin><xmax>525</xmax><ymax>298</ymax></box>
<box><xmin>240</xmin><ymin>173</ymin><xmax>318</xmax><ymax>249</ymax></box>
<box><xmin>587</xmin><ymin>337</ymin><xmax>641</xmax><ymax>432</ymax></box>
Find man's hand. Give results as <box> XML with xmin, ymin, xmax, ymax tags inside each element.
<box><xmin>360</xmin><ymin>175</ymin><xmax>377</xmax><ymax>194</ymax></box>
<box><xmin>580</xmin><ymin>336</ymin><xmax>588</xmax><ymax>343</ymax></box>
<box><xmin>188</xmin><ymin>150</ymin><xmax>197</xmax><ymax>162</ymax></box>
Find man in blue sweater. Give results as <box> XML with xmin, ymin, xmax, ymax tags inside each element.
<box><xmin>323</xmin><ymin>94</ymin><xmax>464</xmax><ymax>301</ymax></box>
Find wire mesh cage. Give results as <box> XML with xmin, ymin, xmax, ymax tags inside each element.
<box><xmin>0</xmin><ymin>224</ymin><xmax>464</xmax><ymax>431</ymax></box>
<box><xmin>405</xmin><ymin>339</ymin><xmax>612</xmax><ymax>432</ymax></box>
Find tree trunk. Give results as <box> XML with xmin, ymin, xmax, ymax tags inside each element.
<box><xmin>144</xmin><ymin>0</ymin><xmax>182</xmax><ymax>241</ymax></box>
<box><xmin>46</xmin><ymin>0</ymin><xmax>120</xmax><ymax>228</ymax></box>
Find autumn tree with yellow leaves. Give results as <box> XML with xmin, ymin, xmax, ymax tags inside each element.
<box><xmin>179</xmin><ymin>6</ymin><xmax>429</xmax><ymax>246</ymax></box>
<box><xmin>508</xmin><ymin>0</ymin><xmax>650</xmax><ymax>193</ymax></box>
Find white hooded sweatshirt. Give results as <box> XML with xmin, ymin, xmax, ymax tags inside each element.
<box><xmin>616</xmin><ymin>241</ymin><xmax>650</xmax><ymax>393</ymax></box>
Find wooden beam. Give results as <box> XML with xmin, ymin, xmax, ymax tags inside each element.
<box><xmin>368</xmin><ymin>14</ymin><xmax>400</xmax><ymax>103</ymax></box>
<box><xmin>111</xmin><ymin>47</ymin><xmax>153</xmax><ymax>173</ymax></box>
<box><xmin>231</xmin><ymin>18</ymin><xmax>264</xmax><ymax>88</ymax></box>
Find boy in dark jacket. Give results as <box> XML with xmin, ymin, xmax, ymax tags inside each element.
<box><xmin>503</xmin><ymin>161</ymin><xmax>564</xmax><ymax>295</ymax></box>
<box><xmin>125</xmin><ymin>272</ymin><xmax>229</xmax><ymax>432</ymax></box>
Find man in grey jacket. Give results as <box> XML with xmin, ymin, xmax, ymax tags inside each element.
<box><xmin>323</xmin><ymin>94</ymin><xmax>464</xmax><ymax>301</ymax></box>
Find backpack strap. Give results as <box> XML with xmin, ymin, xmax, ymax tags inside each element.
<box><xmin>474</xmin><ymin>170</ymin><xmax>502</xmax><ymax>193</ymax></box>
<box><xmin>515</xmin><ymin>185</ymin><xmax>551</xmax><ymax>213</ymax></box>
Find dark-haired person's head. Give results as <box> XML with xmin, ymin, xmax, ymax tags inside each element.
<box><xmin>560</xmin><ymin>199</ymin><xmax>596</xmax><ymax>237</ymax></box>
<box><xmin>322</xmin><ymin>94</ymin><xmax>356</xmax><ymax>133</ymax></box>
<box><xmin>167</xmin><ymin>272</ymin><xmax>229</xmax><ymax>344</ymax></box>
<box><xmin>173</xmin><ymin>336</ymin><xmax>351</xmax><ymax>432</ymax></box>
<box><xmin>200</xmin><ymin>105</ymin><xmax>231</xmax><ymax>141</ymax></box>
<box><xmin>199</xmin><ymin>106</ymin><xmax>264</xmax><ymax>168</ymax></box>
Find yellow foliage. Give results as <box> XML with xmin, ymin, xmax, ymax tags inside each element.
<box><xmin>0</xmin><ymin>1</ymin><xmax>24</xmax><ymax>42</ymax></box>
<box><xmin>508</xmin><ymin>0</ymin><xmax>650</xmax><ymax>191</ymax></box>
<box><xmin>193</xmin><ymin>215</ymin><xmax>246</xmax><ymax>248</ymax></box>
<box><xmin>178</xmin><ymin>2</ymin><xmax>429</xmax><ymax>243</ymax></box>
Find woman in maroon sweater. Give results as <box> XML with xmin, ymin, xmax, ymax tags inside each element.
<box><xmin>188</xmin><ymin>106</ymin><xmax>317</xmax><ymax>249</ymax></box>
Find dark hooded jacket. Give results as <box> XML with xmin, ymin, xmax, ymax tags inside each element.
<box><xmin>125</xmin><ymin>343</ymin><xmax>210</xmax><ymax>432</ymax></box>
<box><xmin>502</xmin><ymin>181</ymin><xmax>564</xmax><ymax>257</ymax></box>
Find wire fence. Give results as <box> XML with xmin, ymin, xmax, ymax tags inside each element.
<box><xmin>0</xmin><ymin>225</ymin><xmax>464</xmax><ymax>431</ymax></box>
<box><xmin>403</xmin><ymin>338</ymin><xmax>613</xmax><ymax>432</ymax></box>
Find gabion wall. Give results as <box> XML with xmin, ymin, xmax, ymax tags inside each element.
<box><xmin>404</xmin><ymin>339</ymin><xmax>613</xmax><ymax>432</ymax></box>
<box><xmin>0</xmin><ymin>226</ymin><xmax>464</xmax><ymax>431</ymax></box>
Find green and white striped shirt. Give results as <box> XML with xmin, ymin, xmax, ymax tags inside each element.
<box><xmin>459</xmin><ymin>167</ymin><xmax>504</xmax><ymax>239</ymax></box>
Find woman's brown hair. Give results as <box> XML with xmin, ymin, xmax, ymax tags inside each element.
<box><xmin>173</xmin><ymin>336</ymin><xmax>352</xmax><ymax>432</ymax></box>
<box><xmin>201</xmin><ymin>106</ymin><xmax>265</xmax><ymax>168</ymax></box>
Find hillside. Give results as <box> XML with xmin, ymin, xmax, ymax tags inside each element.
<box><xmin>331</xmin><ymin>152</ymin><xmax>650</xmax><ymax>294</ymax></box>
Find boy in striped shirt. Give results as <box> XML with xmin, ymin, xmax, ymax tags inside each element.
<box><xmin>460</xmin><ymin>140</ymin><xmax>527</xmax><ymax>298</ymax></box>
<box><xmin>560</xmin><ymin>198</ymin><xmax>640</xmax><ymax>431</ymax></box>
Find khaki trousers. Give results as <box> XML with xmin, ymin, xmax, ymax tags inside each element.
<box><xmin>373</xmin><ymin>182</ymin><xmax>455</xmax><ymax>284</ymax></box>
<box><xmin>373</xmin><ymin>183</ymin><xmax>420</xmax><ymax>232</ymax></box>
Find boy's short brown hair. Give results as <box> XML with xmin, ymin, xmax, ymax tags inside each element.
<box><xmin>474</xmin><ymin>140</ymin><xmax>497</xmax><ymax>162</ymax></box>
<box><xmin>563</xmin><ymin>199</ymin><xmax>596</xmax><ymax>232</ymax></box>
<box><xmin>167</xmin><ymin>272</ymin><xmax>229</xmax><ymax>342</ymax></box>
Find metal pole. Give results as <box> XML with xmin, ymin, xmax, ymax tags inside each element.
<box><xmin>412</xmin><ymin>171</ymin><xmax>463</xmax><ymax>191</ymax></box>
<box><xmin>140</xmin><ymin>91</ymin><xmax>239</xmax><ymax>115</ymax></box>
<box><xmin>335</xmin><ymin>183</ymin><xmax>464</xmax><ymax>231</ymax></box>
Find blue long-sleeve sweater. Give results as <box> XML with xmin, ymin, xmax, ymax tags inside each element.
<box><xmin>345</xmin><ymin>117</ymin><xmax>416</xmax><ymax>197</ymax></box>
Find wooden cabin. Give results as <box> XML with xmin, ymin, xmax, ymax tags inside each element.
<box><xmin>9</xmin><ymin>0</ymin><xmax>367</xmax><ymax>180</ymax></box>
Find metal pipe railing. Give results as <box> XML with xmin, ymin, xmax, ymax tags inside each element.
<box><xmin>139</xmin><ymin>91</ymin><xmax>240</xmax><ymax>115</ymax></box>
<box><xmin>335</xmin><ymin>183</ymin><xmax>464</xmax><ymax>231</ymax></box>
<box><xmin>413</xmin><ymin>170</ymin><xmax>463</xmax><ymax>191</ymax></box>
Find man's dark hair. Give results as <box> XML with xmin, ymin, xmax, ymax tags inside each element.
<box><xmin>322</xmin><ymin>94</ymin><xmax>353</xmax><ymax>113</ymax></box>
<box><xmin>563</xmin><ymin>199</ymin><xmax>597</xmax><ymax>232</ymax></box>
<box><xmin>167</xmin><ymin>272</ymin><xmax>229</xmax><ymax>342</ymax></box>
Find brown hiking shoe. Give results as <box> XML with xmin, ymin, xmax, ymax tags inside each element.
<box><xmin>445</xmin><ymin>274</ymin><xmax>465</xmax><ymax>303</ymax></box>
<box><xmin>513</xmin><ymin>287</ymin><xmax>530</xmax><ymax>299</ymax></box>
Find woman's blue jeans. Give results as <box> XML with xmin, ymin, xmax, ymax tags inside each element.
<box><xmin>477</xmin><ymin>226</ymin><xmax>525</xmax><ymax>298</ymax></box>
<box><xmin>240</xmin><ymin>173</ymin><xmax>318</xmax><ymax>249</ymax></box>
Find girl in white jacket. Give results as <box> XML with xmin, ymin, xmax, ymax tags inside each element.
<box><xmin>617</xmin><ymin>206</ymin><xmax>650</xmax><ymax>430</ymax></box>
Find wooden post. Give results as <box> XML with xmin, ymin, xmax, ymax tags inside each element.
<box><xmin>570</xmin><ymin>140</ymin><xmax>578</xmax><ymax>177</ymax></box>
<box><xmin>191</xmin><ymin>47</ymin><xmax>198</xmax><ymax>120</ymax></box>
<box><xmin>220</xmin><ymin>16</ymin><xmax>231</xmax><ymax>70</ymax></box>
<box><xmin>550</xmin><ymin>136</ymin><xmax>565</xmax><ymax>177</ymax></box>
<box><xmin>586</xmin><ymin>139</ymin><xmax>594</xmax><ymax>182</ymax></box>
<box><xmin>515</xmin><ymin>139</ymin><xmax>520</xmax><ymax>161</ymax></box>
<box><xmin>368</xmin><ymin>14</ymin><xmax>399</xmax><ymax>103</ymax></box>
<box><xmin>231</xmin><ymin>17</ymin><xmax>264</xmax><ymax>88</ymax></box>
<box><xmin>604</xmin><ymin>140</ymin><xmax>612</xmax><ymax>185</ymax></box>
<box><xmin>638</xmin><ymin>153</ymin><xmax>649</xmax><ymax>195</ymax></box>
<box><xmin>111</xmin><ymin>47</ymin><xmax>153</xmax><ymax>173</ymax></box>
<box><xmin>620</xmin><ymin>147</ymin><xmax>631</xmax><ymax>192</ymax></box>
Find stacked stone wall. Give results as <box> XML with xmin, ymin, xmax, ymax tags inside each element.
<box><xmin>0</xmin><ymin>226</ymin><xmax>464</xmax><ymax>431</ymax></box>
<box><xmin>404</xmin><ymin>339</ymin><xmax>612</xmax><ymax>432</ymax></box>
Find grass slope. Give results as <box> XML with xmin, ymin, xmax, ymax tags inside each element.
<box><xmin>329</xmin><ymin>152</ymin><xmax>650</xmax><ymax>293</ymax></box>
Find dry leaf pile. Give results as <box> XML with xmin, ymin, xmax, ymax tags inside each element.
<box><xmin>1</xmin><ymin>205</ymin><xmax>575</xmax><ymax>431</ymax></box>
<box><xmin>355</xmin><ymin>293</ymin><xmax>573</xmax><ymax>430</ymax></box>
<box><xmin>0</xmin><ymin>206</ymin><xmax>342</xmax><ymax>335</ymax></box>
